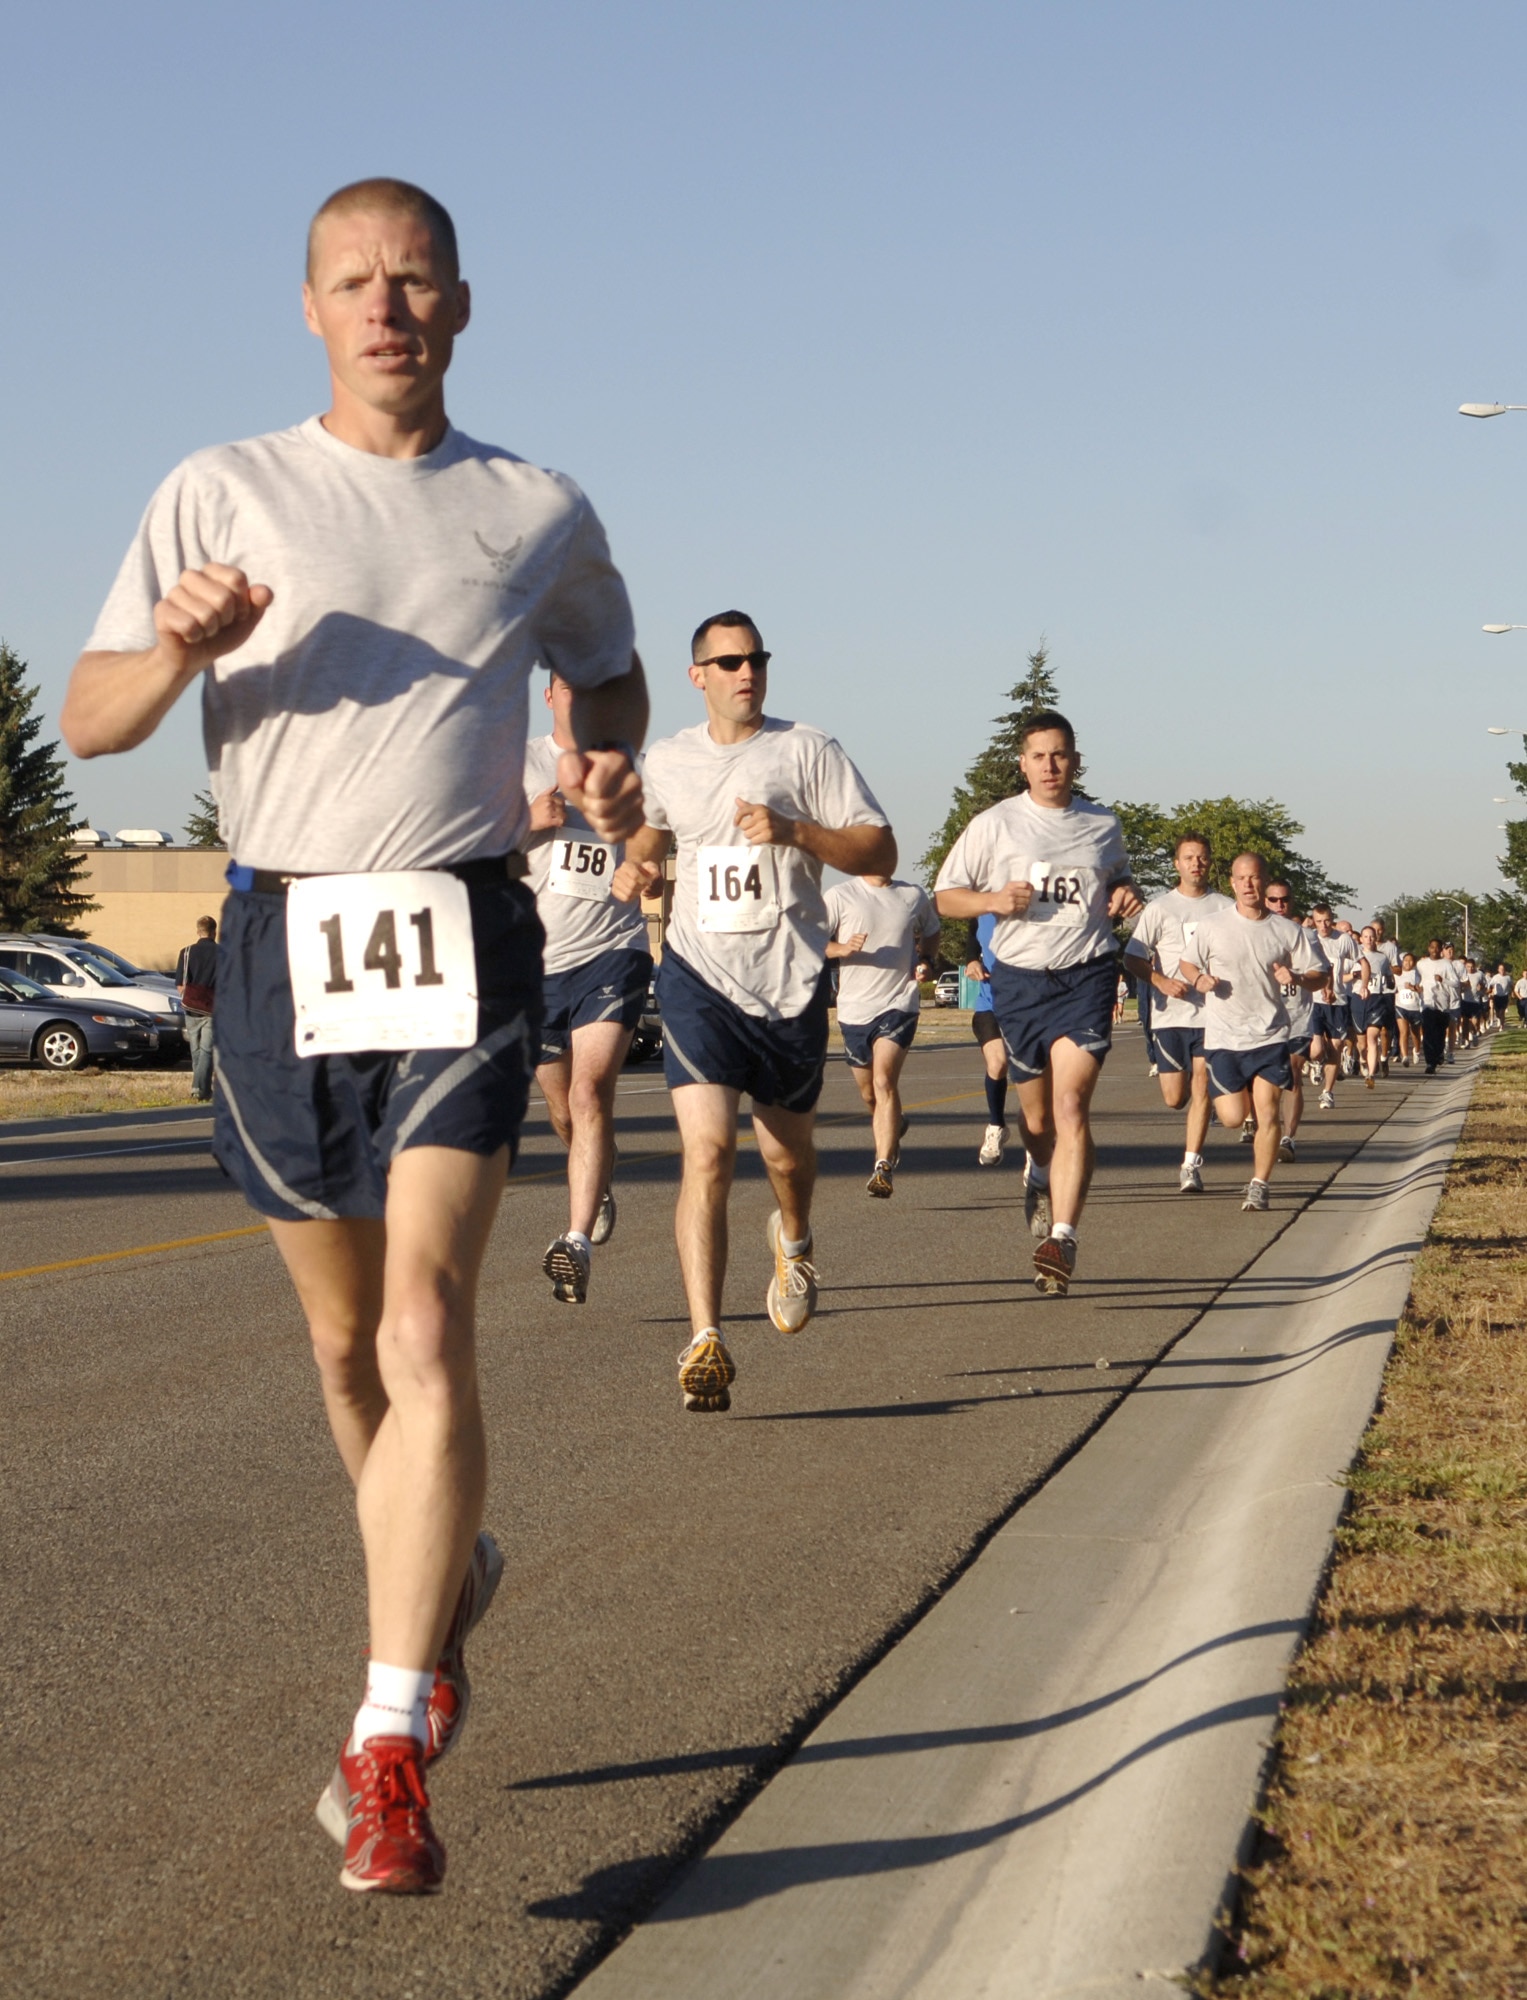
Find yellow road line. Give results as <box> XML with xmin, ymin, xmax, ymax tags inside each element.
<box><xmin>0</xmin><ymin>1083</ymin><xmax>987</xmax><ymax>1282</ymax></box>
<box><xmin>0</xmin><ymin>1223</ymin><xmax>270</xmax><ymax>1283</ymax></box>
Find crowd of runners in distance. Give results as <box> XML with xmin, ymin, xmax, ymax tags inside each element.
<box><xmin>56</xmin><ymin>171</ymin><xmax>1506</xmax><ymax>1904</ymax></box>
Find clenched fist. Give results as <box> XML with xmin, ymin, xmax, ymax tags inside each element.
<box><xmin>154</xmin><ymin>564</ymin><xmax>274</xmax><ymax>674</ymax></box>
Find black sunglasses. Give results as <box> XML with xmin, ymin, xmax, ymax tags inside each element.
<box><xmin>696</xmin><ymin>650</ymin><xmax>771</xmax><ymax>672</ymax></box>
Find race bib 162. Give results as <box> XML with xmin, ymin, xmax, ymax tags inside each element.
<box><xmin>286</xmin><ymin>871</ymin><xmax>478</xmax><ymax>1056</ymax></box>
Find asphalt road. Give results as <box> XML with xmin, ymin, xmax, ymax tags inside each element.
<box><xmin>0</xmin><ymin>1032</ymin><xmax>1429</xmax><ymax>1999</ymax></box>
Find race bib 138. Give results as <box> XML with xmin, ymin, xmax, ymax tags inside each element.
<box><xmin>286</xmin><ymin>871</ymin><xmax>478</xmax><ymax>1056</ymax></box>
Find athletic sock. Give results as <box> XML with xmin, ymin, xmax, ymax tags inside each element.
<box><xmin>781</xmin><ymin>1232</ymin><xmax>810</xmax><ymax>1258</ymax></box>
<box><xmin>984</xmin><ymin>1075</ymin><xmax>1009</xmax><ymax>1123</ymax></box>
<box><xmin>1182</xmin><ymin>1150</ymin><xmax>1203</xmax><ymax>1168</ymax></box>
<box><xmin>566</xmin><ymin>1230</ymin><xmax>592</xmax><ymax>1258</ymax></box>
<box><xmin>1050</xmin><ymin>1221</ymin><xmax>1077</xmax><ymax>1243</ymax></box>
<box><xmin>352</xmin><ymin>1661</ymin><xmax>433</xmax><ymax>1749</ymax></box>
<box><xmin>1025</xmin><ymin>1158</ymin><xmax>1050</xmax><ymax>1188</ymax></box>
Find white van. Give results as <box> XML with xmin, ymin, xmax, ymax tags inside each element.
<box><xmin>0</xmin><ymin>936</ymin><xmax>185</xmax><ymax>1051</ymax></box>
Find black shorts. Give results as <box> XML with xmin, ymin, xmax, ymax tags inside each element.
<box><xmin>212</xmin><ymin>879</ymin><xmax>542</xmax><ymax>1223</ymax></box>
<box><xmin>988</xmin><ymin>954</ymin><xmax>1116</xmax><ymax>1081</ymax></box>
<box><xmin>1205</xmin><ymin>1042</ymin><xmax>1292</xmax><ymax>1098</ymax></box>
<box><xmin>538</xmin><ymin>946</ymin><xmax>653</xmax><ymax>1064</ymax></box>
<box><xmin>657</xmin><ymin>950</ymin><xmax>830</xmax><ymax>1111</ymax></box>
<box><xmin>972</xmin><ymin>1008</ymin><xmax>1003</xmax><ymax>1047</ymax></box>
<box><xmin>840</xmin><ymin>1008</ymin><xmax>919</xmax><ymax>1068</ymax></box>
<box><xmin>1151</xmin><ymin>1025</ymin><xmax>1204</xmax><ymax>1074</ymax></box>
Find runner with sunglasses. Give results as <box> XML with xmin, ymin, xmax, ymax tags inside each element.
<box><xmin>934</xmin><ymin>711</ymin><xmax>1142</xmax><ymax>1295</ymax></box>
<box><xmin>1122</xmin><ymin>832</ymin><xmax>1230</xmax><ymax>1194</ymax></box>
<box><xmin>616</xmin><ymin>612</ymin><xmax>894</xmax><ymax>1411</ymax></box>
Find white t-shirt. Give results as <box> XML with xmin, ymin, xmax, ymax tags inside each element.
<box><xmin>522</xmin><ymin>733</ymin><xmax>649</xmax><ymax>976</ymax></box>
<box><xmin>84</xmin><ymin>419</ymin><xmax>635</xmax><ymax>874</ymax></box>
<box><xmin>1415</xmin><ymin>956</ymin><xmax>1458</xmax><ymax>1009</ymax></box>
<box><xmin>933</xmin><ymin>793</ymin><xmax>1132</xmax><ymax>972</ymax></box>
<box><xmin>1123</xmin><ymin>888</ymin><xmax>1233</xmax><ymax>1031</ymax></box>
<box><xmin>1356</xmin><ymin>948</ymin><xmax>1393</xmax><ymax>995</ymax></box>
<box><xmin>642</xmin><ymin>716</ymin><xmax>888</xmax><ymax>1021</ymax></box>
<box><xmin>1515</xmin><ymin>975</ymin><xmax>1527</xmax><ymax>1001</ymax></box>
<box><xmin>1184</xmin><ymin>908</ymin><xmax>1324</xmax><ymax>1052</ymax></box>
<box><xmin>825</xmin><ymin>878</ymin><xmax>940</xmax><ymax>1023</ymax></box>
<box><xmin>1489</xmin><ymin>973</ymin><xmax>1511</xmax><ymax>998</ymax></box>
<box><xmin>1315</xmin><ymin>928</ymin><xmax>1357</xmax><ymax>999</ymax></box>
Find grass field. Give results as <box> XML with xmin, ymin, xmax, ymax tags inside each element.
<box><xmin>0</xmin><ymin>1066</ymin><xmax>194</xmax><ymax>1122</ymax></box>
<box><xmin>1200</xmin><ymin>1039</ymin><xmax>1527</xmax><ymax>1995</ymax></box>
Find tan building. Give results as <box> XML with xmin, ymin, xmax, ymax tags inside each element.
<box><xmin>72</xmin><ymin>845</ymin><xmax>676</xmax><ymax>973</ymax></box>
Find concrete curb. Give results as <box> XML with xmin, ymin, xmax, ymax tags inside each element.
<box><xmin>575</xmin><ymin>1056</ymin><xmax>1481</xmax><ymax>1999</ymax></box>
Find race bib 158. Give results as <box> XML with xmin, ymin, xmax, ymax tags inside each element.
<box><xmin>286</xmin><ymin>871</ymin><xmax>478</xmax><ymax>1056</ymax></box>
<box><xmin>548</xmin><ymin>836</ymin><xmax>618</xmax><ymax>902</ymax></box>
<box><xmin>696</xmin><ymin>845</ymin><xmax>781</xmax><ymax>933</ymax></box>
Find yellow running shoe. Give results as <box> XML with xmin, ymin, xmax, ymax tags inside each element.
<box><xmin>766</xmin><ymin>1210</ymin><xmax>819</xmax><ymax>1333</ymax></box>
<box><xmin>677</xmin><ymin>1331</ymin><xmax>735</xmax><ymax>1412</ymax></box>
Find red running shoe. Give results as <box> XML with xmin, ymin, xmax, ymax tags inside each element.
<box><xmin>426</xmin><ymin>1530</ymin><xmax>505</xmax><ymax>1764</ymax></box>
<box><xmin>316</xmin><ymin>1734</ymin><xmax>445</xmax><ymax>1894</ymax></box>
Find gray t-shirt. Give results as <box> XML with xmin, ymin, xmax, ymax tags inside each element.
<box><xmin>934</xmin><ymin>793</ymin><xmax>1132</xmax><ymax>971</ymax></box>
<box><xmin>522</xmin><ymin>733</ymin><xmax>649</xmax><ymax>976</ymax></box>
<box><xmin>1123</xmin><ymin>887</ymin><xmax>1233</xmax><ymax>1031</ymax></box>
<box><xmin>84</xmin><ymin>418</ymin><xmax>635</xmax><ymax>873</ymax></box>
<box><xmin>1184</xmin><ymin>908</ymin><xmax>1323</xmax><ymax>1052</ymax></box>
<box><xmin>642</xmin><ymin>716</ymin><xmax>888</xmax><ymax>1021</ymax></box>
<box><xmin>1314</xmin><ymin>928</ymin><xmax>1357</xmax><ymax>999</ymax></box>
<box><xmin>824</xmin><ymin>878</ymin><xmax>940</xmax><ymax>1023</ymax></box>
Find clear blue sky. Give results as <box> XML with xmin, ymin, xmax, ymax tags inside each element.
<box><xmin>5</xmin><ymin>0</ymin><xmax>1526</xmax><ymax>913</ymax></box>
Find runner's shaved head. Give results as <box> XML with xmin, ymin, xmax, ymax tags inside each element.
<box><xmin>307</xmin><ymin>178</ymin><xmax>460</xmax><ymax>281</ymax></box>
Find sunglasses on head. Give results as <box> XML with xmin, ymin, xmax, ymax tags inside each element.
<box><xmin>696</xmin><ymin>650</ymin><xmax>771</xmax><ymax>672</ymax></box>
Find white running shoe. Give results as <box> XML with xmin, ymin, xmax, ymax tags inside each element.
<box><xmin>766</xmin><ymin>1210</ymin><xmax>819</xmax><ymax>1333</ymax></box>
<box><xmin>1241</xmin><ymin>1178</ymin><xmax>1270</xmax><ymax>1212</ymax></box>
<box><xmin>590</xmin><ymin>1187</ymin><xmax>617</xmax><ymax>1246</ymax></box>
<box><xmin>1239</xmin><ymin>1115</ymin><xmax>1256</xmax><ymax>1144</ymax></box>
<box><xmin>1179</xmin><ymin>1161</ymin><xmax>1203</xmax><ymax>1194</ymax></box>
<box><xmin>1024</xmin><ymin>1173</ymin><xmax>1052</xmax><ymax>1238</ymax></box>
<box><xmin>1278</xmin><ymin>1133</ymin><xmax>1296</xmax><ymax>1164</ymax></box>
<box><xmin>1319</xmin><ymin>1089</ymin><xmax>1335</xmax><ymax>1111</ymax></box>
<box><xmin>978</xmin><ymin>1123</ymin><xmax>1007</xmax><ymax>1166</ymax></box>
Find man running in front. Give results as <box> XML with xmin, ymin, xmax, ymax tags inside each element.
<box><xmin>617</xmin><ymin>612</ymin><xmax>894</xmax><ymax>1410</ymax></box>
<box><xmin>62</xmin><ymin>179</ymin><xmax>647</xmax><ymax>1895</ymax></box>
<box><xmin>525</xmin><ymin>671</ymin><xmax>654</xmax><ymax>1303</ymax></box>
<box><xmin>1180</xmin><ymin>853</ymin><xmax>1325</xmax><ymax>1212</ymax></box>
<box><xmin>933</xmin><ymin>711</ymin><xmax>1142</xmax><ymax>1295</ymax></box>
<box><xmin>825</xmin><ymin>872</ymin><xmax>940</xmax><ymax>1197</ymax></box>
<box><xmin>1122</xmin><ymin>831</ymin><xmax>1231</xmax><ymax>1194</ymax></box>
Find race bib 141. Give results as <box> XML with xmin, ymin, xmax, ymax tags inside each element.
<box><xmin>696</xmin><ymin>844</ymin><xmax>782</xmax><ymax>933</ymax></box>
<box><xmin>286</xmin><ymin>871</ymin><xmax>478</xmax><ymax>1056</ymax></box>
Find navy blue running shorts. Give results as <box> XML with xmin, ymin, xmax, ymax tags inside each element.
<box><xmin>1287</xmin><ymin>1035</ymin><xmax>1312</xmax><ymax>1062</ymax></box>
<box><xmin>657</xmin><ymin>950</ymin><xmax>830</xmax><ymax>1111</ymax></box>
<box><xmin>212</xmin><ymin>879</ymin><xmax>543</xmax><ymax>1223</ymax></box>
<box><xmin>1151</xmin><ymin>1025</ymin><xmax>1204</xmax><ymax>1074</ymax></box>
<box><xmin>1349</xmin><ymin>993</ymin><xmax>1385</xmax><ymax>1034</ymax></box>
<box><xmin>840</xmin><ymin>1007</ymin><xmax>919</xmax><ymax>1068</ymax></box>
<box><xmin>1309</xmin><ymin>1002</ymin><xmax>1347</xmax><ymax>1042</ymax></box>
<box><xmin>1205</xmin><ymin>1042</ymin><xmax>1292</xmax><ymax>1099</ymax></box>
<box><xmin>987</xmin><ymin>954</ymin><xmax>1117</xmax><ymax>1082</ymax></box>
<box><xmin>538</xmin><ymin>946</ymin><xmax>653</xmax><ymax>1065</ymax></box>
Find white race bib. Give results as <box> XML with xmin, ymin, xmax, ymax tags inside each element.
<box><xmin>696</xmin><ymin>845</ymin><xmax>781</xmax><ymax>933</ymax></box>
<box><xmin>548</xmin><ymin>836</ymin><xmax>618</xmax><ymax>902</ymax></box>
<box><xmin>286</xmin><ymin>872</ymin><xmax>478</xmax><ymax>1056</ymax></box>
<box><xmin>1026</xmin><ymin>863</ymin><xmax>1088</xmax><ymax>924</ymax></box>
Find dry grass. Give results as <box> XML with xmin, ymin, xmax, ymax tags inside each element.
<box><xmin>1201</xmin><ymin>1046</ymin><xmax>1527</xmax><ymax>1997</ymax></box>
<box><xmin>0</xmin><ymin>1066</ymin><xmax>194</xmax><ymax>1122</ymax></box>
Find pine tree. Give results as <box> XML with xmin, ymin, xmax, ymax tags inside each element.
<box><xmin>184</xmin><ymin>788</ymin><xmax>225</xmax><ymax>848</ymax></box>
<box><xmin>918</xmin><ymin>640</ymin><xmax>1073</xmax><ymax>962</ymax></box>
<box><xmin>0</xmin><ymin>641</ymin><xmax>96</xmax><ymax>934</ymax></box>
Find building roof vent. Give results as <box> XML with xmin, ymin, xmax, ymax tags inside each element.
<box><xmin>114</xmin><ymin>829</ymin><xmax>172</xmax><ymax>847</ymax></box>
<box><xmin>71</xmin><ymin>827</ymin><xmax>110</xmax><ymax>846</ymax></box>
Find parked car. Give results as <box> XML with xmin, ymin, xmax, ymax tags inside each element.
<box><xmin>625</xmin><ymin>980</ymin><xmax>663</xmax><ymax>1065</ymax></box>
<box><xmin>0</xmin><ymin>935</ymin><xmax>185</xmax><ymax>1054</ymax></box>
<box><xmin>60</xmin><ymin>938</ymin><xmax>178</xmax><ymax>994</ymax></box>
<box><xmin>0</xmin><ymin>966</ymin><xmax>163</xmax><ymax>1070</ymax></box>
<box><xmin>933</xmin><ymin>970</ymin><xmax>961</xmax><ymax>1008</ymax></box>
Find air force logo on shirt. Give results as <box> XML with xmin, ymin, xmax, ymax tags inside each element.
<box><xmin>463</xmin><ymin>532</ymin><xmax>526</xmax><ymax>590</ymax></box>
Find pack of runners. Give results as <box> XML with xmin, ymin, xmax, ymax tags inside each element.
<box><xmin>65</xmin><ymin>172</ymin><xmax>1494</xmax><ymax>1908</ymax></box>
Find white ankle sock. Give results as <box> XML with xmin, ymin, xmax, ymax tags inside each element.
<box><xmin>1182</xmin><ymin>1151</ymin><xmax>1203</xmax><ymax>1168</ymax></box>
<box><xmin>781</xmin><ymin>1232</ymin><xmax>810</xmax><ymax>1257</ymax></box>
<box><xmin>352</xmin><ymin>1661</ymin><xmax>433</xmax><ymax>1749</ymax></box>
<box><xmin>1025</xmin><ymin>1160</ymin><xmax>1050</xmax><ymax>1187</ymax></box>
<box><xmin>1050</xmin><ymin>1221</ymin><xmax>1077</xmax><ymax>1243</ymax></box>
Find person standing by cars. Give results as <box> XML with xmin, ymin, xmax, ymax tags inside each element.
<box><xmin>176</xmin><ymin>915</ymin><xmax>219</xmax><ymax>1102</ymax></box>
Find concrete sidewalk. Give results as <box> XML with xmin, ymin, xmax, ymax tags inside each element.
<box><xmin>577</xmin><ymin>1057</ymin><xmax>1479</xmax><ymax>1999</ymax></box>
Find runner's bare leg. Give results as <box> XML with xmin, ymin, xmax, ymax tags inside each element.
<box><xmin>751</xmin><ymin>1102</ymin><xmax>817</xmax><ymax>1242</ymax></box>
<box><xmin>272</xmin><ymin>1216</ymin><xmax>388</xmax><ymax>1483</ymax></box>
<box><xmin>1014</xmin><ymin>1038</ymin><xmax>1101</xmax><ymax>1229</ymax></box>
<box><xmin>537</xmin><ymin>1018</ymin><xmax>630</xmax><ymax>1236</ymax></box>
<box><xmin>672</xmin><ymin>1083</ymin><xmax>740</xmax><ymax>1334</ymax></box>
<box><xmin>869</xmin><ymin>1038</ymin><xmax>910</xmax><ymax>1163</ymax></box>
